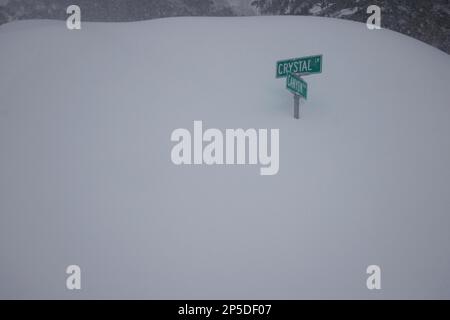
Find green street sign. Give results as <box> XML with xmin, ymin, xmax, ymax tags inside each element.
<box><xmin>276</xmin><ymin>55</ymin><xmax>322</xmax><ymax>78</ymax></box>
<box><xmin>286</xmin><ymin>73</ymin><xmax>307</xmax><ymax>99</ymax></box>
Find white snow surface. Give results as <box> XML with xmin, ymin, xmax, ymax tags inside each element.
<box><xmin>0</xmin><ymin>16</ymin><xmax>450</xmax><ymax>299</ymax></box>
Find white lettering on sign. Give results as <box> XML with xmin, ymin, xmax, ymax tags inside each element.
<box><xmin>280</xmin><ymin>60</ymin><xmax>313</xmax><ymax>75</ymax></box>
<box><xmin>288</xmin><ymin>77</ymin><xmax>306</xmax><ymax>93</ymax></box>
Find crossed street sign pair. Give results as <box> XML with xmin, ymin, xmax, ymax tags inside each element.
<box><xmin>276</xmin><ymin>55</ymin><xmax>323</xmax><ymax>118</ymax></box>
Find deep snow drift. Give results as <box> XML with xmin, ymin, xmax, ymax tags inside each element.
<box><xmin>0</xmin><ymin>16</ymin><xmax>449</xmax><ymax>299</ymax></box>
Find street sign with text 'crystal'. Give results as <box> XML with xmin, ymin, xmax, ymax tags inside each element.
<box><xmin>276</xmin><ymin>55</ymin><xmax>322</xmax><ymax>78</ymax></box>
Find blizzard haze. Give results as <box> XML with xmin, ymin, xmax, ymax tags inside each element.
<box><xmin>0</xmin><ymin>16</ymin><xmax>450</xmax><ymax>299</ymax></box>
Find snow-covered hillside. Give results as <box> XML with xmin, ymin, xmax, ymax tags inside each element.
<box><xmin>0</xmin><ymin>16</ymin><xmax>449</xmax><ymax>299</ymax></box>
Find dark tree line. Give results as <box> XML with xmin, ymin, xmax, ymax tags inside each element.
<box><xmin>0</xmin><ymin>0</ymin><xmax>233</xmax><ymax>24</ymax></box>
<box><xmin>1</xmin><ymin>0</ymin><xmax>448</xmax><ymax>53</ymax></box>
<box><xmin>251</xmin><ymin>0</ymin><xmax>449</xmax><ymax>53</ymax></box>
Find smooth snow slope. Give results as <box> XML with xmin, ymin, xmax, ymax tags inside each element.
<box><xmin>0</xmin><ymin>16</ymin><xmax>449</xmax><ymax>299</ymax></box>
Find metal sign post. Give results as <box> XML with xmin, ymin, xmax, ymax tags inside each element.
<box><xmin>294</xmin><ymin>94</ymin><xmax>300</xmax><ymax>119</ymax></box>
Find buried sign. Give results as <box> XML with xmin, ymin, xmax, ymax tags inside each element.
<box><xmin>276</xmin><ymin>54</ymin><xmax>323</xmax><ymax>119</ymax></box>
